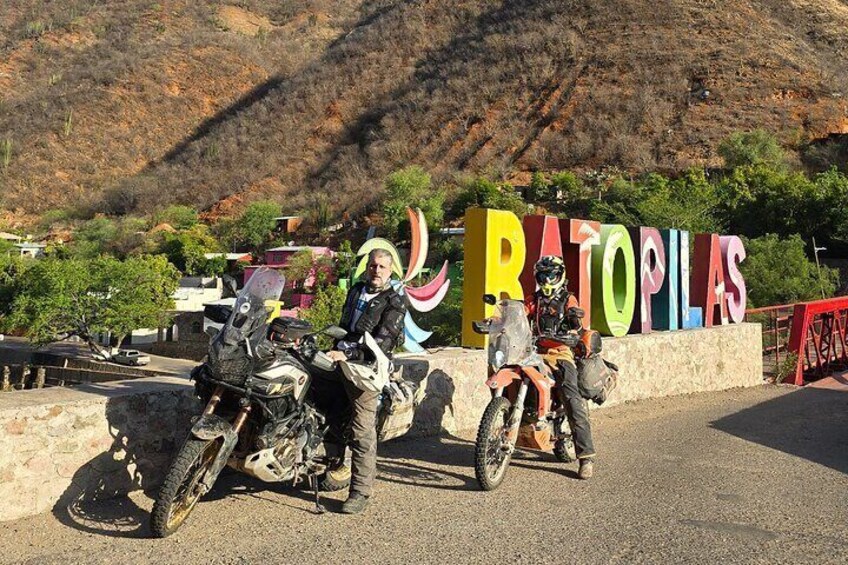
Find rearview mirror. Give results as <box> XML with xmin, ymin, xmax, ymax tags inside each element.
<box><xmin>483</xmin><ymin>294</ymin><xmax>497</xmax><ymax>305</ymax></box>
<box><xmin>324</xmin><ymin>325</ymin><xmax>348</xmax><ymax>340</ymax></box>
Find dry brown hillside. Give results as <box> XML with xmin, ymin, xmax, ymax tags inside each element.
<box><xmin>2</xmin><ymin>0</ymin><xmax>848</xmax><ymax>225</ymax></box>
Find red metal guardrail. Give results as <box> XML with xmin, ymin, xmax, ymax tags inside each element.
<box><xmin>785</xmin><ymin>296</ymin><xmax>848</xmax><ymax>385</ymax></box>
<box><xmin>744</xmin><ymin>303</ymin><xmax>795</xmax><ymax>380</ymax></box>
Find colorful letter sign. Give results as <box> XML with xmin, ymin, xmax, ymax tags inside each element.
<box><xmin>721</xmin><ymin>235</ymin><xmax>747</xmax><ymax>323</ymax></box>
<box><xmin>562</xmin><ymin>219</ymin><xmax>601</xmax><ymax>328</ymax></box>
<box><xmin>520</xmin><ymin>215</ymin><xmax>563</xmax><ymax>298</ymax></box>
<box><xmin>459</xmin><ymin>210</ymin><xmax>747</xmax><ymax>347</ymax></box>
<box><xmin>591</xmin><ymin>224</ymin><xmax>636</xmax><ymax>337</ymax></box>
<box><xmin>679</xmin><ymin>230</ymin><xmax>704</xmax><ymax>329</ymax></box>
<box><xmin>462</xmin><ymin>208</ymin><xmax>526</xmax><ymax>348</ymax></box>
<box><xmin>692</xmin><ymin>233</ymin><xmax>729</xmax><ymax>328</ymax></box>
<box><xmin>654</xmin><ymin>229</ymin><xmax>679</xmax><ymax>331</ymax></box>
<box><xmin>629</xmin><ymin>227</ymin><xmax>666</xmax><ymax>334</ymax></box>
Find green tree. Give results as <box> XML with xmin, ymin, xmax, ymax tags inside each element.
<box><xmin>300</xmin><ymin>284</ymin><xmax>347</xmax><ymax>349</ymax></box>
<box><xmin>69</xmin><ymin>216</ymin><xmax>148</xmax><ymax>259</ymax></box>
<box><xmin>333</xmin><ymin>240</ymin><xmax>356</xmax><ymax>285</ymax></box>
<box><xmin>229</xmin><ymin>201</ymin><xmax>280</xmax><ymax>252</ymax></box>
<box><xmin>451</xmin><ymin>177</ymin><xmax>529</xmax><ymax>218</ymax></box>
<box><xmin>637</xmin><ymin>169</ymin><xmax>722</xmax><ymax>233</ymax></box>
<box><xmin>382</xmin><ymin>166</ymin><xmax>445</xmax><ymax>238</ymax></box>
<box><xmin>284</xmin><ymin>249</ymin><xmax>334</xmax><ymax>292</ymax></box>
<box><xmin>70</xmin><ymin>217</ymin><xmax>117</xmax><ymax>258</ymax></box>
<box><xmin>528</xmin><ymin>171</ymin><xmax>551</xmax><ymax>202</ymax></box>
<box><xmin>157</xmin><ymin>225</ymin><xmax>222</xmax><ymax>276</ymax></box>
<box><xmin>416</xmin><ymin>262</ymin><xmax>463</xmax><ymax>346</ymax></box>
<box><xmin>0</xmin><ymin>255</ymin><xmax>27</xmax><ymax>321</ymax></box>
<box><xmin>718</xmin><ymin>165</ymin><xmax>819</xmax><ymax>242</ymax></box>
<box><xmin>4</xmin><ymin>255</ymin><xmax>179</xmax><ymax>355</ymax></box>
<box><xmin>550</xmin><ymin>171</ymin><xmax>589</xmax><ymax>212</ymax></box>
<box><xmin>740</xmin><ymin>234</ymin><xmax>839</xmax><ymax>307</ymax></box>
<box><xmin>718</xmin><ymin>130</ymin><xmax>787</xmax><ymax>170</ymax></box>
<box><xmin>156</xmin><ymin>205</ymin><xmax>199</xmax><ymax>230</ymax></box>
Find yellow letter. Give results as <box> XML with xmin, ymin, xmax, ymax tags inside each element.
<box><xmin>461</xmin><ymin>208</ymin><xmax>526</xmax><ymax>348</ymax></box>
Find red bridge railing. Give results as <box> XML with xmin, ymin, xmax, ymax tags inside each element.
<box><xmin>744</xmin><ymin>304</ymin><xmax>796</xmax><ymax>380</ymax></box>
<box><xmin>786</xmin><ymin>296</ymin><xmax>848</xmax><ymax>385</ymax></box>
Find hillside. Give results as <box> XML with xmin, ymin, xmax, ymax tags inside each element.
<box><xmin>2</xmin><ymin>0</ymin><xmax>848</xmax><ymax>226</ymax></box>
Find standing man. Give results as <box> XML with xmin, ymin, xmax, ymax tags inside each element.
<box><xmin>320</xmin><ymin>248</ymin><xmax>406</xmax><ymax>514</ymax></box>
<box><xmin>525</xmin><ymin>255</ymin><xmax>596</xmax><ymax>479</ymax></box>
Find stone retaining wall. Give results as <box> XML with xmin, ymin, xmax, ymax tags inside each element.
<box><xmin>0</xmin><ymin>323</ymin><xmax>762</xmax><ymax>522</ymax></box>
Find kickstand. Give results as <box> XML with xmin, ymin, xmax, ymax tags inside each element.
<box><xmin>310</xmin><ymin>474</ymin><xmax>326</xmax><ymax>515</ymax></box>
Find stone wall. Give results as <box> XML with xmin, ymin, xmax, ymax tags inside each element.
<box><xmin>0</xmin><ymin>378</ymin><xmax>198</xmax><ymax>522</ymax></box>
<box><xmin>0</xmin><ymin>323</ymin><xmax>762</xmax><ymax>522</ymax></box>
<box><xmin>396</xmin><ymin>322</ymin><xmax>763</xmax><ymax>436</ymax></box>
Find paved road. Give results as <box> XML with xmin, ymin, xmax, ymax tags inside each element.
<box><xmin>1</xmin><ymin>385</ymin><xmax>846</xmax><ymax>564</ymax></box>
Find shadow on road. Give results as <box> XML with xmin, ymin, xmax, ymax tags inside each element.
<box><xmin>203</xmin><ymin>468</ymin><xmax>338</xmax><ymax>513</ymax></box>
<box><xmin>52</xmin><ymin>400</ymin><xmax>156</xmax><ymax>538</ymax></box>
<box><xmin>378</xmin><ymin>434</ymin><xmax>478</xmax><ymax>491</ymax></box>
<box><xmin>51</xmin><ymin>389</ymin><xmax>197</xmax><ymax>538</ymax></box>
<box><xmin>711</xmin><ymin>387</ymin><xmax>848</xmax><ymax>475</ymax></box>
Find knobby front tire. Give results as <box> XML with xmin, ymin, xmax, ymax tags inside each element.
<box><xmin>150</xmin><ymin>438</ymin><xmax>221</xmax><ymax>538</ymax></box>
<box><xmin>474</xmin><ymin>396</ymin><xmax>513</xmax><ymax>491</ymax></box>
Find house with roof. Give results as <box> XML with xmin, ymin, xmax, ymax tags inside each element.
<box><xmin>14</xmin><ymin>242</ymin><xmax>46</xmax><ymax>258</ymax></box>
<box><xmin>242</xmin><ymin>245</ymin><xmax>335</xmax><ymax>313</ymax></box>
<box><xmin>0</xmin><ymin>232</ymin><xmax>23</xmax><ymax>244</ymax></box>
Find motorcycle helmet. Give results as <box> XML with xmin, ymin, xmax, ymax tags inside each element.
<box><xmin>534</xmin><ymin>255</ymin><xmax>567</xmax><ymax>297</ymax></box>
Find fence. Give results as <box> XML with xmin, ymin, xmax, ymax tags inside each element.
<box><xmin>786</xmin><ymin>296</ymin><xmax>848</xmax><ymax>385</ymax></box>
<box><xmin>0</xmin><ymin>363</ymin><xmax>149</xmax><ymax>391</ymax></box>
<box><xmin>744</xmin><ymin>304</ymin><xmax>795</xmax><ymax>380</ymax></box>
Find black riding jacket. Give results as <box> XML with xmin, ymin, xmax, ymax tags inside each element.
<box><xmin>337</xmin><ymin>281</ymin><xmax>406</xmax><ymax>360</ymax></box>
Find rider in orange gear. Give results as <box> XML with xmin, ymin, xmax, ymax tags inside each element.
<box><xmin>525</xmin><ymin>255</ymin><xmax>596</xmax><ymax>479</ymax></box>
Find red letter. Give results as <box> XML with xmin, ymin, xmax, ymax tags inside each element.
<box><xmin>692</xmin><ymin>234</ymin><xmax>729</xmax><ymax>327</ymax></box>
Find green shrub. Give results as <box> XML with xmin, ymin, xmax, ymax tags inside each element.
<box><xmin>301</xmin><ymin>285</ymin><xmax>348</xmax><ymax>349</ymax></box>
<box><xmin>416</xmin><ymin>262</ymin><xmax>463</xmax><ymax>347</ymax></box>
<box><xmin>382</xmin><ymin>166</ymin><xmax>445</xmax><ymax>238</ymax></box>
<box><xmin>718</xmin><ymin>130</ymin><xmax>788</xmax><ymax>170</ymax></box>
<box><xmin>451</xmin><ymin>177</ymin><xmax>529</xmax><ymax>218</ymax></box>
<box><xmin>740</xmin><ymin>234</ymin><xmax>839</xmax><ymax>307</ymax></box>
<box><xmin>156</xmin><ymin>205</ymin><xmax>199</xmax><ymax>230</ymax></box>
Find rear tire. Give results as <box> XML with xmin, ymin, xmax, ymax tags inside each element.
<box><xmin>150</xmin><ymin>438</ymin><xmax>221</xmax><ymax>538</ymax></box>
<box><xmin>474</xmin><ymin>396</ymin><xmax>513</xmax><ymax>491</ymax></box>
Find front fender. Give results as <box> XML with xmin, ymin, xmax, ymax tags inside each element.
<box><xmin>485</xmin><ymin>368</ymin><xmax>521</xmax><ymax>390</ymax></box>
<box><xmin>191</xmin><ymin>414</ymin><xmax>234</xmax><ymax>441</ymax></box>
<box><xmin>189</xmin><ymin>414</ymin><xmax>240</xmax><ymax>491</ymax></box>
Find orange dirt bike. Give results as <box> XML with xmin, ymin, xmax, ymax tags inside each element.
<box><xmin>472</xmin><ymin>296</ymin><xmax>579</xmax><ymax>490</ymax></box>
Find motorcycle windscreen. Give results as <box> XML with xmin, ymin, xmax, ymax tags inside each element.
<box><xmin>219</xmin><ymin>268</ymin><xmax>286</xmax><ymax>348</ymax></box>
<box><xmin>488</xmin><ymin>299</ymin><xmax>540</xmax><ymax>369</ymax></box>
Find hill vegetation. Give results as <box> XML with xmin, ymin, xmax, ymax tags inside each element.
<box><xmin>3</xmin><ymin>0</ymin><xmax>848</xmax><ymax>226</ymax></box>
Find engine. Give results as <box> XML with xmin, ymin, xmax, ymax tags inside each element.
<box><xmin>241</xmin><ymin>405</ymin><xmax>327</xmax><ymax>483</ymax></box>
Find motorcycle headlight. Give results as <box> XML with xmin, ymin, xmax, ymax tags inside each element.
<box><xmin>494</xmin><ymin>350</ymin><xmax>505</xmax><ymax>368</ymax></box>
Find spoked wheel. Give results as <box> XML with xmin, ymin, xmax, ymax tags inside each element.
<box><xmin>150</xmin><ymin>438</ymin><xmax>221</xmax><ymax>538</ymax></box>
<box><xmin>474</xmin><ymin>396</ymin><xmax>514</xmax><ymax>491</ymax></box>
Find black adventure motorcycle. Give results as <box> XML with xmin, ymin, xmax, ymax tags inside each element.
<box><xmin>151</xmin><ymin>268</ymin><xmax>416</xmax><ymax>537</ymax></box>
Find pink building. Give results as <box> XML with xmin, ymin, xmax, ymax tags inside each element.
<box><xmin>243</xmin><ymin>246</ymin><xmax>335</xmax><ymax>291</ymax></box>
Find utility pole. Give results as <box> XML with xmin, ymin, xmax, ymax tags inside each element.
<box><xmin>813</xmin><ymin>237</ymin><xmax>827</xmax><ymax>299</ymax></box>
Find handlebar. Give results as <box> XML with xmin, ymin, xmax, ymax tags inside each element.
<box><xmin>535</xmin><ymin>332</ymin><xmax>580</xmax><ymax>348</ymax></box>
<box><xmin>472</xmin><ymin>320</ymin><xmax>491</xmax><ymax>335</ymax></box>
